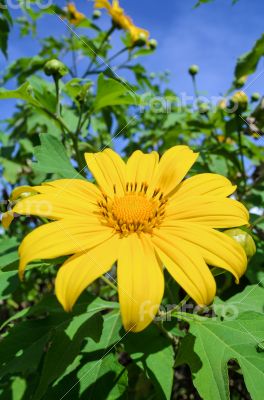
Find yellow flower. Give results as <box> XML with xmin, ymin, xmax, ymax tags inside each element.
<box><xmin>94</xmin><ymin>0</ymin><xmax>149</xmax><ymax>44</ymax></box>
<box><xmin>66</xmin><ymin>3</ymin><xmax>85</xmax><ymax>25</ymax></box>
<box><xmin>13</xmin><ymin>146</ymin><xmax>249</xmax><ymax>332</ymax></box>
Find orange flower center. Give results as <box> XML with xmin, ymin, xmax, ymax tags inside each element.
<box><xmin>98</xmin><ymin>183</ymin><xmax>167</xmax><ymax>235</ymax></box>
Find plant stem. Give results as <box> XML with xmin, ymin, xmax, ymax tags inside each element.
<box><xmin>192</xmin><ymin>75</ymin><xmax>199</xmax><ymax>98</ymax></box>
<box><xmin>54</xmin><ymin>76</ymin><xmax>61</xmax><ymax>117</ymax></box>
<box><xmin>101</xmin><ymin>275</ymin><xmax>118</xmax><ymax>291</ymax></box>
<box><xmin>251</xmin><ymin>215</ymin><xmax>264</xmax><ymax>229</ymax></box>
<box><xmin>158</xmin><ymin>295</ymin><xmax>190</xmax><ymax>320</ymax></box>
<box><xmin>236</xmin><ymin>115</ymin><xmax>247</xmax><ymax>185</ymax></box>
<box><xmin>83</xmin><ymin>25</ymin><xmax>116</xmax><ymax>78</ymax></box>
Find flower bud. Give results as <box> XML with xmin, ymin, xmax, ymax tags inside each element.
<box><xmin>251</xmin><ymin>92</ymin><xmax>261</xmax><ymax>102</ymax></box>
<box><xmin>198</xmin><ymin>103</ymin><xmax>210</xmax><ymax>114</ymax></box>
<box><xmin>235</xmin><ymin>75</ymin><xmax>248</xmax><ymax>88</ymax></box>
<box><xmin>134</xmin><ymin>32</ymin><xmax>148</xmax><ymax>47</ymax></box>
<box><xmin>230</xmin><ymin>91</ymin><xmax>248</xmax><ymax>112</ymax></box>
<box><xmin>218</xmin><ymin>99</ymin><xmax>227</xmax><ymax>110</ymax></box>
<box><xmin>188</xmin><ymin>64</ymin><xmax>199</xmax><ymax>76</ymax></box>
<box><xmin>93</xmin><ymin>9</ymin><xmax>101</xmax><ymax>19</ymax></box>
<box><xmin>223</xmin><ymin>228</ymin><xmax>256</xmax><ymax>259</ymax></box>
<box><xmin>149</xmin><ymin>39</ymin><xmax>158</xmax><ymax>50</ymax></box>
<box><xmin>44</xmin><ymin>59</ymin><xmax>68</xmax><ymax>79</ymax></box>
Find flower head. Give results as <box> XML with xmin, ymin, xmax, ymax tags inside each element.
<box><xmin>94</xmin><ymin>0</ymin><xmax>149</xmax><ymax>44</ymax></box>
<box><xmin>13</xmin><ymin>146</ymin><xmax>249</xmax><ymax>332</ymax></box>
<box><xmin>66</xmin><ymin>3</ymin><xmax>85</xmax><ymax>25</ymax></box>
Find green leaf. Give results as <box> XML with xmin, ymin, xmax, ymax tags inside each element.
<box><xmin>124</xmin><ymin>324</ymin><xmax>174</xmax><ymax>400</ymax></box>
<box><xmin>93</xmin><ymin>74</ymin><xmax>140</xmax><ymax>111</ymax></box>
<box><xmin>0</xmin><ymin>237</ymin><xmax>19</xmax><ymax>270</ymax></box>
<box><xmin>0</xmin><ymin>270</ymin><xmax>19</xmax><ymax>299</ymax></box>
<box><xmin>0</xmin><ymin>294</ymin><xmax>118</xmax><ymax>380</ymax></box>
<box><xmin>0</xmin><ymin>82</ymin><xmax>41</xmax><ymax>108</ymax></box>
<box><xmin>32</xmin><ymin>133</ymin><xmax>84</xmax><ymax>179</ymax></box>
<box><xmin>235</xmin><ymin>33</ymin><xmax>264</xmax><ymax>79</ymax></box>
<box><xmin>34</xmin><ymin>309</ymin><xmax>121</xmax><ymax>399</ymax></box>
<box><xmin>214</xmin><ymin>285</ymin><xmax>264</xmax><ymax>316</ymax></box>
<box><xmin>175</xmin><ymin>312</ymin><xmax>264</xmax><ymax>400</ymax></box>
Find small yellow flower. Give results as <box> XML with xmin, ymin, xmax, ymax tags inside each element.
<box><xmin>66</xmin><ymin>3</ymin><xmax>85</xmax><ymax>25</ymax></box>
<box><xmin>13</xmin><ymin>146</ymin><xmax>249</xmax><ymax>332</ymax></box>
<box><xmin>95</xmin><ymin>0</ymin><xmax>149</xmax><ymax>44</ymax></box>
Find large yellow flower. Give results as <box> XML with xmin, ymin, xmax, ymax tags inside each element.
<box><xmin>94</xmin><ymin>0</ymin><xmax>149</xmax><ymax>44</ymax></box>
<box><xmin>12</xmin><ymin>146</ymin><xmax>249</xmax><ymax>332</ymax></box>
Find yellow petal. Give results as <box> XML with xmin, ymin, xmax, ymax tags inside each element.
<box><xmin>164</xmin><ymin>197</ymin><xmax>249</xmax><ymax>228</ymax></box>
<box><xmin>35</xmin><ymin>179</ymin><xmax>101</xmax><ymax>202</ymax></box>
<box><xmin>13</xmin><ymin>193</ymin><xmax>98</xmax><ymax>220</ymax></box>
<box><xmin>18</xmin><ymin>219</ymin><xmax>113</xmax><ymax>278</ymax></box>
<box><xmin>159</xmin><ymin>223</ymin><xmax>247</xmax><ymax>282</ymax></box>
<box><xmin>171</xmin><ymin>173</ymin><xmax>237</xmax><ymax>200</ymax></box>
<box><xmin>153</xmin><ymin>146</ymin><xmax>199</xmax><ymax>197</ymax></box>
<box><xmin>85</xmin><ymin>149</ymin><xmax>126</xmax><ymax>197</ymax></box>
<box><xmin>1</xmin><ymin>211</ymin><xmax>14</xmax><ymax>229</ymax></box>
<box><xmin>55</xmin><ymin>235</ymin><xmax>120</xmax><ymax>311</ymax></box>
<box><xmin>126</xmin><ymin>150</ymin><xmax>159</xmax><ymax>191</ymax></box>
<box><xmin>152</xmin><ymin>231</ymin><xmax>216</xmax><ymax>306</ymax></box>
<box><xmin>117</xmin><ymin>233</ymin><xmax>164</xmax><ymax>332</ymax></box>
<box><xmin>10</xmin><ymin>186</ymin><xmax>38</xmax><ymax>201</ymax></box>
<box><xmin>94</xmin><ymin>0</ymin><xmax>111</xmax><ymax>11</ymax></box>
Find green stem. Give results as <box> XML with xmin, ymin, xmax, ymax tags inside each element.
<box><xmin>158</xmin><ymin>295</ymin><xmax>190</xmax><ymax>320</ymax></box>
<box><xmin>155</xmin><ymin>321</ymin><xmax>178</xmax><ymax>345</ymax></box>
<box><xmin>53</xmin><ymin>76</ymin><xmax>61</xmax><ymax>117</ymax></box>
<box><xmin>192</xmin><ymin>75</ymin><xmax>199</xmax><ymax>98</ymax></box>
<box><xmin>83</xmin><ymin>25</ymin><xmax>116</xmax><ymax>78</ymax></box>
<box><xmin>101</xmin><ymin>275</ymin><xmax>118</xmax><ymax>291</ymax></box>
<box><xmin>251</xmin><ymin>215</ymin><xmax>264</xmax><ymax>229</ymax></box>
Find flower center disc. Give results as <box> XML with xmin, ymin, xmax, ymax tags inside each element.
<box><xmin>112</xmin><ymin>194</ymin><xmax>155</xmax><ymax>227</ymax></box>
<box><xmin>98</xmin><ymin>185</ymin><xmax>168</xmax><ymax>235</ymax></box>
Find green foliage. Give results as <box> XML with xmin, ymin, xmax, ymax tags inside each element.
<box><xmin>235</xmin><ymin>33</ymin><xmax>264</xmax><ymax>79</ymax></box>
<box><xmin>32</xmin><ymin>133</ymin><xmax>83</xmax><ymax>180</ymax></box>
<box><xmin>176</xmin><ymin>311</ymin><xmax>264</xmax><ymax>400</ymax></box>
<box><xmin>0</xmin><ymin>1</ymin><xmax>263</xmax><ymax>399</ymax></box>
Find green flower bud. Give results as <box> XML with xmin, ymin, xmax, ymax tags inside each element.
<box><xmin>224</xmin><ymin>228</ymin><xmax>256</xmax><ymax>259</ymax></box>
<box><xmin>44</xmin><ymin>59</ymin><xmax>68</xmax><ymax>79</ymax></box>
<box><xmin>188</xmin><ymin>64</ymin><xmax>199</xmax><ymax>76</ymax></box>
<box><xmin>149</xmin><ymin>38</ymin><xmax>158</xmax><ymax>50</ymax></box>
<box><xmin>93</xmin><ymin>9</ymin><xmax>101</xmax><ymax>19</ymax></box>
<box><xmin>230</xmin><ymin>91</ymin><xmax>248</xmax><ymax>112</ymax></box>
<box><xmin>134</xmin><ymin>32</ymin><xmax>148</xmax><ymax>47</ymax></box>
<box><xmin>251</xmin><ymin>92</ymin><xmax>261</xmax><ymax>102</ymax></box>
<box><xmin>198</xmin><ymin>103</ymin><xmax>210</xmax><ymax>114</ymax></box>
<box><xmin>235</xmin><ymin>75</ymin><xmax>248</xmax><ymax>88</ymax></box>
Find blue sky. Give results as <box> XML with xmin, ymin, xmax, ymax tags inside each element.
<box><xmin>1</xmin><ymin>0</ymin><xmax>264</xmax><ymax>119</ymax></box>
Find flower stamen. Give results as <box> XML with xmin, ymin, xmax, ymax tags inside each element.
<box><xmin>97</xmin><ymin>182</ymin><xmax>167</xmax><ymax>235</ymax></box>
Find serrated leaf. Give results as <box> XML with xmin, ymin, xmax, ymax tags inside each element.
<box><xmin>175</xmin><ymin>312</ymin><xmax>264</xmax><ymax>400</ymax></box>
<box><xmin>0</xmin><ymin>82</ymin><xmax>41</xmax><ymax>107</ymax></box>
<box><xmin>214</xmin><ymin>285</ymin><xmax>264</xmax><ymax>316</ymax></box>
<box><xmin>32</xmin><ymin>133</ymin><xmax>84</xmax><ymax>179</ymax></box>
